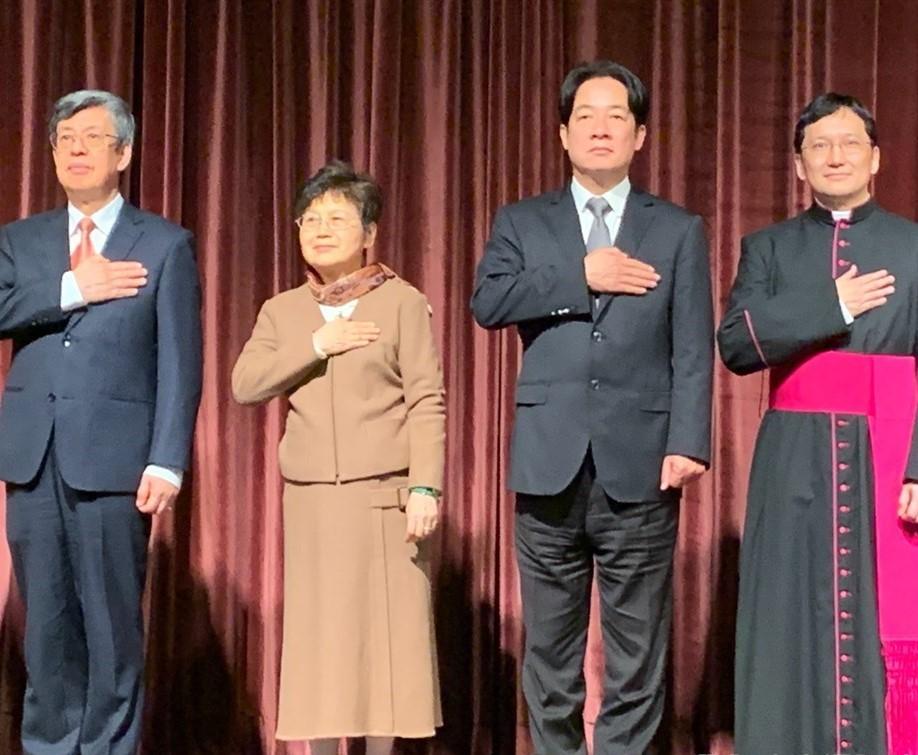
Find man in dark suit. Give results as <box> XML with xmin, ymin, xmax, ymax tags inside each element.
<box><xmin>0</xmin><ymin>90</ymin><xmax>202</xmax><ymax>754</ymax></box>
<box><xmin>472</xmin><ymin>61</ymin><xmax>713</xmax><ymax>754</ymax></box>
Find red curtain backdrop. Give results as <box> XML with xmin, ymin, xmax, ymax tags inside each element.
<box><xmin>1</xmin><ymin>1</ymin><xmax>917</xmax><ymax>753</ymax></box>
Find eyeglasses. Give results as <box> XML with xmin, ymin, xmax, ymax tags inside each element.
<box><xmin>52</xmin><ymin>132</ymin><xmax>119</xmax><ymax>152</ymax></box>
<box><xmin>801</xmin><ymin>138</ymin><xmax>871</xmax><ymax>159</ymax></box>
<box><xmin>294</xmin><ymin>213</ymin><xmax>361</xmax><ymax>233</ymax></box>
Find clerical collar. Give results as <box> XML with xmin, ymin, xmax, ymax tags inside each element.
<box><xmin>806</xmin><ymin>199</ymin><xmax>877</xmax><ymax>225</ymax></box>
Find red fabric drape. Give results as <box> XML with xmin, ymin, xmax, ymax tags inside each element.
<box><xmin>2</xmin><ymin>1</ymin><xmax>918</xmax><ymax>753</ymax></box>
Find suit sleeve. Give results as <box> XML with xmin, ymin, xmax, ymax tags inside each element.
<box><xmin>717</xmin><ymin>234</ymin><xmax>849</xmax><ymax>375</ymax></box>
<box><xmin>471</xmin><ymin>205</ymin><xmax>591</xmax><ymax>328</ymax></box>
<box><xmin>666</xmin><ymin>215</ymin><xmax>714</xmax><ymax>464</ymax></box>
<box><xmin>147</xmin><ymin>232</ymin><xmax>203</xmax><ymax>471</ymax></box>
<box><xmin>231</xmin><ymin>298</ymin><xmax>325</xmax><ymax>405</ymax></box>
<box><xmin>0</xmin><ymin>225</ymin><xmax>70</xmax><ymax>338</ymax></box>
<box><xmin>398</xmin><ymin>292</ymin><xmax>446</xmax><ymax>491</ymax></box>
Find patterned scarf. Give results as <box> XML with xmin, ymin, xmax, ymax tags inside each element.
<box><xmin>305</xmin><ymin>262</ymin><xmax>396</xmax><ymax>306</ymax></box>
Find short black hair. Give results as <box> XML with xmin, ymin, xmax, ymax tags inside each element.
<box><xmin>559</xmin><ymin>60</ymin><xmax>650</xmax><ymax>126</ymax></box>
<box><xmin>294</xmin><ymin>160</ymin><xmax>382</xmax><ymax>227</ymax></box>
<box><xmin>794</xmin><ymin>93</ymin><xmax>878</xmax><ymax>153</ymax></box>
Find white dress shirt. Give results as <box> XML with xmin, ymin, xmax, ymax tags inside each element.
<box><xmin>61</xmin><ymin>193</ymin><xmax>183</xmax><ymax>490</ymax></box>
<box><xmin>570</xmin><ymin>175</ymin><xmax>631</xmax><ymax>247</ymax></box>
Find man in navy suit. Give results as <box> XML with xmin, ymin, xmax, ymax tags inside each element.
<box><xmin>0</xmin><ymin>90</ymin><xmax>202</xmax><ymax>754</ymax></box>
<box><xmin>472</xmin><ymin>61</ymin><xmax>713</xmax><ymax>754</ymax></box>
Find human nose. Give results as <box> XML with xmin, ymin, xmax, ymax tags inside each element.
<box><xmin>827</xmin><ymin>142</ymin><xmax>847</xmax><ymax>164</ymax></box>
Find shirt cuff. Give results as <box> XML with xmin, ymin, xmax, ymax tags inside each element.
<box><xmin>312</xmin><ymin>332</ymin><xmax>329</xmax><ymax>359</ymax></box>
<box><xmin>838</xmin><ymin>297</ymin><xmax>855</xmax><ymax>325</ymax></box>
<box><xmin>60</xmin><ymin>271</ymin><xmax>87</xmax><ymax>311</ymax></box>
<box><xmin>142</xmin><ymin>465</ymin><xmax>183</xmax><ymax>490</ymax></box>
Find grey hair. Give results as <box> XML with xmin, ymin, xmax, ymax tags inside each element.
<box><xmin>48</xmin><ymin>90</ymin><xmax>135</xmax><ymax>148</ymax></box>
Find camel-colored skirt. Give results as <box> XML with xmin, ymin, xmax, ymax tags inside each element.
<box><xmin>275</xmin><ymin>475</ymin><xmax>441</xmax><ymax>740</ymax></box>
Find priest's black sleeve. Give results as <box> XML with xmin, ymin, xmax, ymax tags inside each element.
<box><xmin>717</xmin><ymin>233</ymin><xmax>850</xmax><ymax>375</ymax></box>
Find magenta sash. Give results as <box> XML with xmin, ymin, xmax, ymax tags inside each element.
<box><xmin>770</xmin><ymin>351</ymin><xmax>918</xmax><ymax>753</ymax></box>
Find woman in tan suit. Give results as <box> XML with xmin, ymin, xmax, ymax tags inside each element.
<box><xmin>232</xmin><ymin>161</ymin><xmax>444</xmax><ymax>755</ymax></box>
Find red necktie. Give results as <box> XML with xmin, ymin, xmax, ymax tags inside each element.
<box><xmin>71</xmin><ymin>216</ymin><xmax>96</xmax><ymax>269</ymax></box>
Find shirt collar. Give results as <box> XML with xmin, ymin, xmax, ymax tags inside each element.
<box><xmin>570</xmin><ymin>175</ymin><xmax>631</xmax><ymax>217</ymax></box>
<box><xmin>806</xmin><ymin>198</ymin><xmax>876</xmax><ymax>226</ymax></box>
<box><xmin>67</xmin><ymin>193</ymin><xmax>125</xmax><ymax>237</ymax></box>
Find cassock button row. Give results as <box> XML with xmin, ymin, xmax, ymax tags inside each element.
<box><xmin>839</xmin><ymin>526</ymin><xmax>851</xmax><ymax>534</ymax></box>
<box><xmin>841</xmin><ymin>611</ymin><xmax>852</xmax><ymax>620</ymax></box>
<box><xmin>838</xmin><ymin>441</ymin><xmax>850</xmax><ymax>449</ymax></box>
<box><xmin>841</xmin><ymin>633</ymin><xmax>853</xmax><ymax>641</ymax></box>
<box><xmin>839</xmin><ymin>484</ymin><xmax>850</xmax><ymax>492</ymax></box>
<box><xmin>839</xmin><ymin>239</ymin><xmax>850</xmax><ymax>247</ymax></box>
<box><xmin>840</xmin><ymin>547</ymin><xmax>851</xmax><ymax>555</ymax></box>
<box><xmin>841</xmin><ymin>653</ymin><xmax>851</xmax><ymax>661</ymax></box>
<box><xmin>840</xmin><ymin>569</ymin><xmax>851</xmax><ymax>577</ymax></box>
<box><xmin>840</xmin><ymin>505</ymin><xmax>851</xmax><ymax>513</ymax></box>
<box><xmin>838</xmin><ymin>463</ymin><xmax>849</xmax><ymax>470</ymax></box>
<box><xmin>842</xmin><ymin>696</ymin><xmax>852</xmax><ymax>704</ymax></box>
<box><xmin>842</xmin><ymin>674</ymin><xmax>853</xmax><ymax>683</ymax></box>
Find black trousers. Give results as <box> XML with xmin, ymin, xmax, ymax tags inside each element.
<box><xmin>5</xmin><ymin>444</ymin><xmax>150</xmax><ymax>755</ymax></box>
<box><xmin>515</xmin><ymin>451</ymin><xmax>678</xmax><ymax>755</ymax></box>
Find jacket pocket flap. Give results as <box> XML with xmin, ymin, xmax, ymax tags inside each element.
<box><xmin>515</xmin><ymin>383</ymin><xmax>548</xmax><ymax>406</ymax></box>
<box><xmin>640</xmin><ymin>392</ymin><xmax>671</xmax><ymax>412</ymax></box>
<box><xmin>369</xmin><ymin>487</ymin><xmax>407</xmax><ymax>510</ymax></box>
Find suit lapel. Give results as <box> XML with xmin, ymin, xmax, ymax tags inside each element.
<box><xmin>546</xmin><ymin>187</ymin><xmax>586</xmax><ymax>262</ymax></box>
<box><xmin>596</xmin><ymin>188</ymin><xmax>656</xmax><ymax>322</ymax></box>
<box><xmin>102</xmin><ymin>203</ymin><xmax>144</xmax><ymax>261</ymax></box>
<box><xmin>40</xmin><ymin>209</ymin><xmax>70</xmax><ymax>279</ymax></box>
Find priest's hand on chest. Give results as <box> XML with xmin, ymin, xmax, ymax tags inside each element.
<box><xmin>835</xmin><ymin>264</ymin><xmax>895</xmax><ymax>318</ymax></box>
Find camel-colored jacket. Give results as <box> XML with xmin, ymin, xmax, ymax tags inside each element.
<box><xmin>232</xmin><ymin>277</ymin><xmax>445</xmax><ymax>490</ymax></box>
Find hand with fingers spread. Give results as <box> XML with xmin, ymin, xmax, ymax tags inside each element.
<box><xmin>135</xmin><ymin>474</ymin><xmax>179</xmax><ymax>516</ymax></box>
<box><xmin>72</xmin><ymin>254</ymin><xmax>148</xmax><ymax>303</ymax></box>
<box><xmin>835</xmin><ymin>264</ymin><xmax>895</xmax><ymax>317</ymax></box>
<box><xmin>584</xmin><ymin>245</ymin><xmax>660</xmax><ymax>295</ymax></box>
<box><xmin>313</xmin><ymin>317</ymin><xmax>381</xmax><ymax>356</ymax></box>
<box><xmin>404</xmin><ymin>490</ymin><xmax>440</xmax><ymax>543</ymax></box>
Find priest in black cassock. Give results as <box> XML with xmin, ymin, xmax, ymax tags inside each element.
<box><xmin>719</xmin><ymin>93</ymin><xmax>918</xmax><ymax>755</ymax></box>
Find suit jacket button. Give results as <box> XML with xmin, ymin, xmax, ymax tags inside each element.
<box><xmin>592</xmin><ymin>330</ymin><xmax>603</xmax><ymax>342</ymax></box>
<box><xmin>63</xmin><ymin>338</ymin><xmax>71</xmax><ymax>348</ymax></box>
<box><xmin>47</xmin><ymin>393</ymin><xmax>56</xmax><ymax>402</ymax></box>
<box><xmin>590</xmin><ymin>379</ymin><xmax>600</xmax><ymax>390</ymax></box>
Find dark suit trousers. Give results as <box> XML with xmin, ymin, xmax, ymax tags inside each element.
<box><xmin>515</xmin><ymin>450</ymin><xmax>678</xmax><ymax>755</ymax></box>
<box><xmin>5</xmin><ymin>443</ymin><xmax>150</xmax><ymax>755</ymax></box>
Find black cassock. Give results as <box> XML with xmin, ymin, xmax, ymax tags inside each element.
<box><xmin>718</xmin><ymin>201</ymin><xmax>918</xmax><ymax>754</ymax></box>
